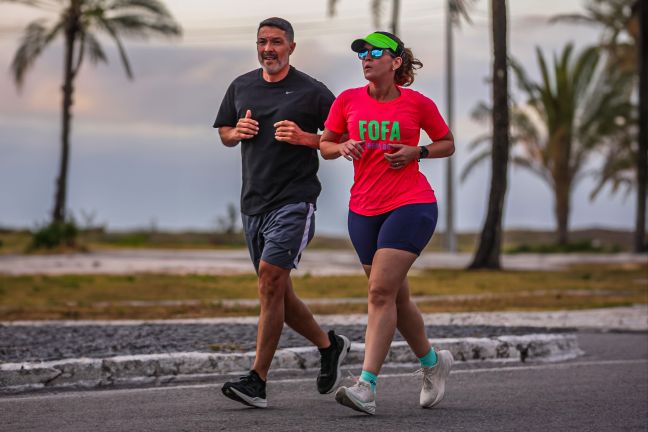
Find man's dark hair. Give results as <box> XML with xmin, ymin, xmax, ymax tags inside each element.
<box><xmin>258</xmin><ymin>17</ymin><xmax>294</xmax><ymax>42</ymax></box>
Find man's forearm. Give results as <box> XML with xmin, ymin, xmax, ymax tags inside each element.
<box><xmin>218</xmin><ymin>127</ymin><xmax>240</xmax><ymax>147</ymax></box>
<box><xmin>298</xmin><ymin>132</ymin><xmax>321</xmax><ymax>149</ymax></box>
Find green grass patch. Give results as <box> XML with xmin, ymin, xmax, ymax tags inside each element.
<box><xmin>0</xmin><ymin>264</ymin><xmax>645</xmax><ymax>320</ymax></box>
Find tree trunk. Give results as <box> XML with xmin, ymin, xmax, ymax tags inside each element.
<box><xmin>555</xmin><ymin>180</ymin><xmax>571</xmax><ymax>246</ymax></box>
<box><xmin>391</xmin><ymin>0</ymin><xmax>400</xmax><ymax>35</ymax></box>
<box><xmin>552</xmin><ymin>129</ymin><xmax>572</xmax><ymax>246</ymax></box>
<box><xmin>469</xmin><ymin>0</ymin><xmax>509</xmax><ymax>270</ymax></box>
<box><xmin>52</xmin><ymin>1</ymin><xmax>80</xmax><ymax>224</ymax></box>
<box><xmin>636</xmin><ymin>0</ymin><xmax>647</xmax><ymax>252</ymax></box>
<box><xmin>445</xmin><ymin>0</ymin><xmax>457</xmax><ymax>252</ymax></box>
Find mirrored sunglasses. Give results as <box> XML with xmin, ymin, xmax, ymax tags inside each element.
<box><xmin>357</xmin><ymin>48</ymin><xmax>393</xmax><ymax>60</ymax></box>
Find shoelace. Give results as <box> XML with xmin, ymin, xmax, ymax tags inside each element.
<box><xmin>333</xmin><ymin>371</ymin><xmax>362</xmax><ymax>387</ymax></box>
<box><xmin>413</xmin><ymin>368</ymin><xmax>435</xmax><ymax>387</ymax></box>
<box><xmin>343</xmin><ymin>373</ymin><xmax>375</xmax><ymax>393</ymax></box>
<box><xmin>239</xmin><ymin>373</ymin><xmax>258</xmax><ymax>384</ymax></box>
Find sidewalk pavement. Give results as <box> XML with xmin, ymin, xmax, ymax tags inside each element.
<box><xmin>3</xmin><ymin>306</ymin><xmax>646</xmax><ymax>393</ymax></box>
<box><xmin>1</xmin><ymin>250</ymin><xmax>646</xmax><ymax>275</ymax></box>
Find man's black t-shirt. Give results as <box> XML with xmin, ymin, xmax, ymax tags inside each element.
<box><xmin>214</xmin><ymin>66</ymin><xmax>335</xmax><ymax>216</ymax></box>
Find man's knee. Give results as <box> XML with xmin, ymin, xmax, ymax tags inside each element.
<box><xmin>258</xmin><ymin>261</ymin><xmax>290</xmax><ymax>303</ymax></box>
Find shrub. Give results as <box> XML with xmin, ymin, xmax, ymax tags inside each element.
<box><xmin>30</xmin><ymin>220</ymin><xmax>78</xmax><ymax>250</ymax></box>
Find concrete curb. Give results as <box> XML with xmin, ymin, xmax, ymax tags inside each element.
<box><xmin>0</xmin><ymin>333</ymin><xmax>582</xmax><ymax>393</ymax></box>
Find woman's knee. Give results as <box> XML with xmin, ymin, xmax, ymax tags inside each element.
<box><xmin>367</xmin><ymin>279</ymin><xmax>397</xmax><ymax>308</ymax></box>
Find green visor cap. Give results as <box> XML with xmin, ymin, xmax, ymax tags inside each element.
<box><xmin>351</xmin><ymin>32</ymin><xmax>403</xmax><ymax>55</ymax></box>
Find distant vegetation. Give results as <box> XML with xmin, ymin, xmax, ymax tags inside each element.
<box><xmin>0</xmin><ymin>226</ymin><xmax>638</xmax><ymax>255</ymax></box>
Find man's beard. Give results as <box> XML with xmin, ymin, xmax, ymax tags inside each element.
<box><xmin>259</xmin><ymin>53</ymin><xmax>287</xmax><ymax>74</ymax></box>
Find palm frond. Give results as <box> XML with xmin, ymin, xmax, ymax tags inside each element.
<box><xmin>449</xmin><ymin>0</ymin><xmax>477</xmax><ymax>26</ymax></box>
<box><xmin>460</xmin><ymin>148</ymin><xmax>491</xmax><ymax>183</ymax></box>
<box><xmin>470</xmin><ymin>101</ymin><xmax>491</xmax><ymax>123</ymax></box>
<box><xmin>95</xmin><ymin>17</ymin><xmax>133</xmax><ymax>78</ymax></box>
<box><xmin>106</xmin><ymin>0</ymin><xmax>173</xmax><ymax>18</ymax></box>
<box><xmin>510</xmin><ymin>108</ymin><xmax>544</xmax><ymax>161</ymax></box>
<box><xmin>468</xmin><ymin>133</ymin><xmax>492</xmax><ymax>150</ymax></box>
<box><xmin>570</xmin><ymin>46</ymin><xmax>600</xmax><ymax>102</ymax></box>
<box><xmin>509</xmin><ymin>56</ymin><xmax>538</xmax><ymax>100</ymax></box>
<box><xmin>0</xmin><ymin>0</ymin><xmax>62</xmax><ymax>11</ymax></box>
<box><xmin>549</xmin><ymin>13</ymin><xmax>595</xmax><ymax>25</ymax></box>
<box><xmin>73</xmin><ymin>29</ymin><xmax>87</xmax><ymax>76</ymax></box>
<box><xmin>10</xmin><ymin>18</ymin><xmax>63</xmax><ymax>88</ymax></box>
<box><xmin>84</xmin><ymin>31</ymin><xmax>107</xmax><ymax>65</ymax></box>
<box><xmin>534</xmin><ymin>48</ymin><xmax>556</xmax><ymax>128</ymax></box>
<box><xmin>101</xmin><ymin>14</ymin><xmax>181</xmax><ymax>38</ymax></box>
<box><xmin>589</xmin><ymin>144</ymin><xmax>635</xmax><ymax>200</ymax></box>
<box><xmin>510</xmin><ymin>156</ymin><xmax>553</xmax><ymax>187</ymax></box>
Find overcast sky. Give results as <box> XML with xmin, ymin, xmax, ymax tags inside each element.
<box><xmin>0</xmin><ymin>0</ymin><xmax>637</xmax><ymax>235</ymax></box>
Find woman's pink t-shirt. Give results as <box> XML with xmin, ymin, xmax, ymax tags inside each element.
<box><xmin>324</xmin><ymin>85</ymin><xmax>449</xmax><ymax>216</ymax></box>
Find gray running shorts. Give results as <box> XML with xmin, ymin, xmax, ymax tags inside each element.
<box><xmin>242</xmin><ymin>202</ymin><xmax>316</xmax><ymax>274</ymax></box>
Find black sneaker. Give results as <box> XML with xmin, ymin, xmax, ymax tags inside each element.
<box><xmin>317</xmin><ymin>330</ymin><xmax>351</xmax><ymax>394</ymax></box>
<box><xmin>222</xmin><ymin>370</ymin><xmax>267</xmax><ymax>408</ymax></box>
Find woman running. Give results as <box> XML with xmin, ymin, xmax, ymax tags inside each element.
<box><xmin>320</xmin><ymin>31</ymin><xmax>456</xmax><ymax>415</ymax></box>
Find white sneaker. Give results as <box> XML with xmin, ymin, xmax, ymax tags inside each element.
<box><xmin>418</xmin><ymin>350</ymin><xmax>454</xmax><ymax>408</ymax></box>
<box><xmin>335</xmin><ymin>379</ymin><xmax>376</xmax><ymax>415</ymax></box>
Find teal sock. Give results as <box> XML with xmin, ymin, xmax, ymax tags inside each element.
<box><xmin>418</xmin><ymin>348</ymin><xmax>438</xmax><ymax>368</ymax></box>
<box><xmin>360</xmin><ymin>370</ymin><xmax>378</xmax><ymax>393</ymax></box>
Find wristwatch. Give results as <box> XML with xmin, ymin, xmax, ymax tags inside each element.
<box><xmin>418</xmin><ymin>146</ymin><xmax>429</xmax><ymax>161</ymax></box>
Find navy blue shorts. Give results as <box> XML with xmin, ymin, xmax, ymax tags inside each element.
<box><xmin>348</xmin><ymin>203</ymin><xmax>438</xmax><ymax>265</ymax></box>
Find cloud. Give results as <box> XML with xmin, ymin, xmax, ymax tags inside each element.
<box><xmin>0</xmin><ymin>0</ymin><xmax>635</xmax><ymax>232</ymax></box>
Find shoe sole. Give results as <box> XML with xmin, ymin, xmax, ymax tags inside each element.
<box><xmin>335</xmin><ymin>387</ymin><xmax>376</xmax><ymax>415</ymax></box>
<box><xmin>321</xmin><ymin>335</ymin><xmax>351</xmax><ymax>395</ymax></box>
<box><xmin>222</xmin><ymin>386</ymin><xmax>268</xmax><ymax>408</ymax></box>
<box><xmin>428</xmin><ymin>351</ymin><xmax>454</xmax><ymax>408</ymax></box>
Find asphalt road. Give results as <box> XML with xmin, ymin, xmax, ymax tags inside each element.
<box><xmin>2</xmin><ymin>333</ymin><xmax>647</xmax><ymax>432</ymax></box>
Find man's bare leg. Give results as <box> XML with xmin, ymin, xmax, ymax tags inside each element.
<box><xmin>252</xmin><ymin>260</ymin><xmax>290</xmax><ymax>381</ymax></box>
<box><xmin>284</xmin><ymin>278</ymin><xmax>330</xmax><ymax>349</ymax></box>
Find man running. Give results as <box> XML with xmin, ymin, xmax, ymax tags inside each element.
<box><xmin>213</xmin><ymin>17</ymin><xmax>350</xmax><ymax>409</ymax></box>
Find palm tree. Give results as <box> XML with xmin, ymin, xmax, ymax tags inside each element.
<box><xmin>6</xmin><ymin>0</ymin><xmax>182</xmax><ymax>227</ymax></box>
<box><xmin>553</xmin><ymin>0</ymin><xmax>645</xmax><ymax>251</ymax></box>
<box><xmin>464</xmin><ymin>44</ymin><xmax>634</xmax><ymax>246</ymax></box>
<box><xmin>636</xmin><ymin>0</ymin><xmax>647</xmax><ymax>252</ymax></box>
<box><xmin>444</xmin><ymin>0</ymin><xmax>476</xmax><ymax>253</ymax></box>
<box><xmin>468</xmin><ymin>0</ymin><xmax>509</xmax><ymax>269</ymax></box>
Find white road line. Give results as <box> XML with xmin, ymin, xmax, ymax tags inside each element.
<box><xmin>1</xmin><ymin>359</ymin><xmax>646</xmax><ymax>402</ymax></box>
